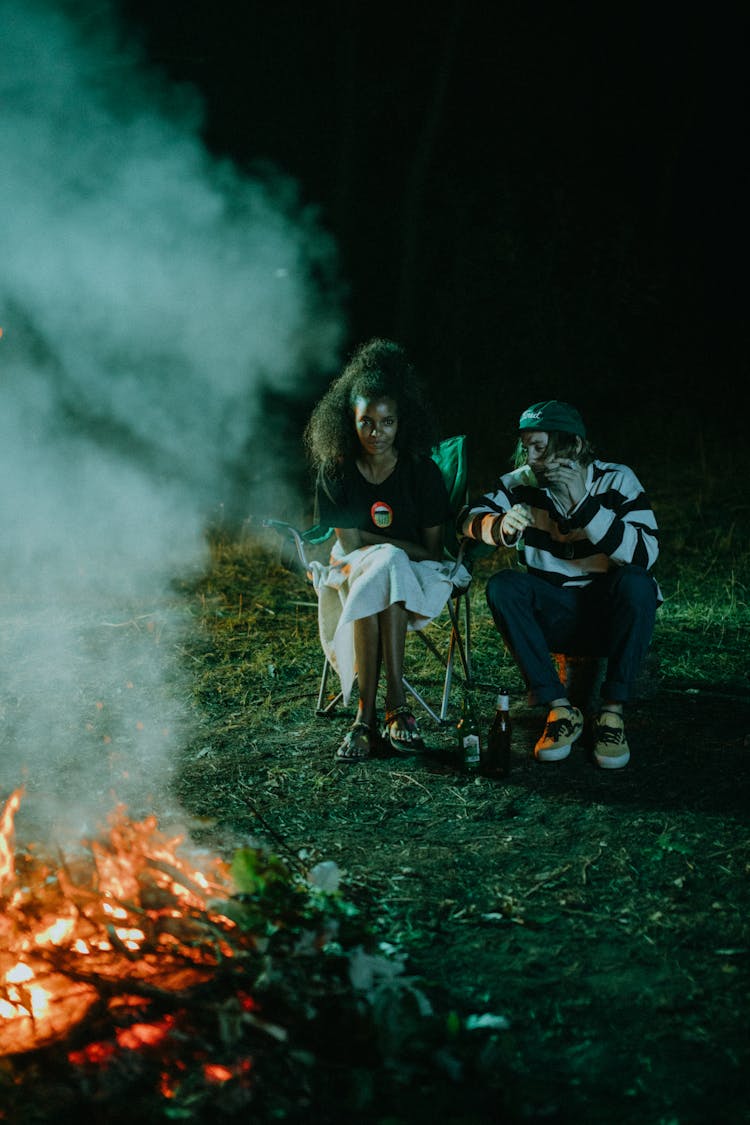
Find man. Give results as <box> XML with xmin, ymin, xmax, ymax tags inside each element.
<box><xmin>462</xmin><ymin>400</ymin><xmax>660</xmax><ymax>769</ymax></box>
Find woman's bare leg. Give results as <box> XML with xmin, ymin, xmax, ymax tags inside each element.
<box><xmin>379</xmin><ymin>601</ymin><xmax>424</xmax><ymax>749</ymax></box>
<box><xmin>353</xmin><ymin>614</ymin><xmax>381</xmax><ymax>726</ymax></box>
<box><xmin>379</xmin><ymin>601</ymin><xmax>408</xmax><ymax>712</ymax></box>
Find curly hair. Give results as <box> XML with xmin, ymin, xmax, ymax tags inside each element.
<box><xmin>304</xmin><ymin>338</ymin><xmax>438</xmax><ymax>477</ymax></box>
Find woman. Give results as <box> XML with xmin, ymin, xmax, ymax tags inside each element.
<box><xmin>304</xmin><ymin>338</ymin><xmax>464</xmax><ymax>761</ymax></box>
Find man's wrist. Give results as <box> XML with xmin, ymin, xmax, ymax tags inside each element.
<box><xmin>496</xmin><ymin>516</ymin><xmax>517</xmax><ymax>548</ymax></box>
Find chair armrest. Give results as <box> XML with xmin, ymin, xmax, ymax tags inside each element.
<box><xmin>246</xmin><ymin>517</ymin><xmax>335</xmax><ymax>571</ymax></box>
<box><xmin>246</xmin><ymin>517</ymin><xmax>310</xmax><ymax>569</ymax></box>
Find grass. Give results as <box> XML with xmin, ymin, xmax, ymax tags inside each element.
<box><xmin>158</xmin><ymin>471</ymin><xmax>750</xmax><ymax>1124</ymax></box>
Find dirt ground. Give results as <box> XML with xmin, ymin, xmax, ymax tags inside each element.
<box><xmin>173</xmin><ymin>543</ymin><xmax>750</xmax><ymax>1125</ymax></box>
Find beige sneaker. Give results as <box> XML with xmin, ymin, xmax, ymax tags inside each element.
<box><xmin>593</xmin><ymin>711</ymin><xmax>630</xmax><ymax>769</ymax></box>
<box><xmin>534</xmin><ymin>705</ymin><xmax>584</xmax><ymax>762</ymax></box>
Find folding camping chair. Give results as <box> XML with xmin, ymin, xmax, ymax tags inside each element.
<box><xmin>257</xmin><ymin>434</ymin><xmax>474</xmax><ymax>725</ymax></box>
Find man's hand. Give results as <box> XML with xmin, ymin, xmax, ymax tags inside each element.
<box><xmin>498</xmin><ymin>503</ymin><xmax>533</xmax><ymax>544</ymax></box>
<box><xmin>541</xmin><ymin>458</ymin><xmax>587</xmax><ymax>509</ymax></box>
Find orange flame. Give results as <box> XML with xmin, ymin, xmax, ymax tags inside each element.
<box><xmin>0</xmin><ymin>789</ymin><xmax>22</xmax><ymax>888</ymax></box>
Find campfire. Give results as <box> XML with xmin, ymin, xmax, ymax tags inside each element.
<box><xmin>0</xmin><ymin>788</ymin><xmax>465</xmax><ymax>1121</ymax></box>
<box><xmin>0</xmin><ymin>786</ymin><xmax>397</xmax><ymax>1121</ymax></box>
<box><xmin>0</xmin><ymin>788</ymin><xmax>241</xmax><ymax>1058</ymax></box>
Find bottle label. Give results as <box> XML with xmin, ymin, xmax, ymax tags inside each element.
<box><xmin>462</xmin><ymin>733</ymin><xmax>480</xmax><ymax>768</ymax></box>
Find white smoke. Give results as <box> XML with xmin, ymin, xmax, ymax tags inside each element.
<box><xmin>0</xmin><ymin>0</ymin><xmax>344</xmax><ymax>840</ymax></box>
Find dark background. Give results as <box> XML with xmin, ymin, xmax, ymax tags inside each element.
<box><xmin>119</xmin><ymin>0</ymin><xmax>747</xmax><ymax>469</ymax></box>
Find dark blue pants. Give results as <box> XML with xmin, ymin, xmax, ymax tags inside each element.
<box><xmin>485</xmin><ymin>565</ymin><xmax>658</xmax><ymax>706</ymax></box>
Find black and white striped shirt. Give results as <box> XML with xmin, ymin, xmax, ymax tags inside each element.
<box><xmin>462</xmin><ymin>461</ymin><xmax>660</xmax><ymax>593</ymax></box>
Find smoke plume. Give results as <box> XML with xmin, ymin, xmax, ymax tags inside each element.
<box><xmin>0</xmin><ymin>0</ymin><xmax>344</xmax><ymax>841</ymax></box>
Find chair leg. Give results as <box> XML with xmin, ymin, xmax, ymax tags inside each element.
<box><xmin>450</xmin><ymin>595</ymin><xmax>473</xmax><ymax>677</ymax></box>
<box><xmin>440</xmin><ymin>638</ymin><xmax>455</xmax><ymax>723</ymax></box>
<box><xmin>315</xmin><ymin>591</ymin><xmax>473</xmax><ymax>724</ymax></box>
<box><xmin>464</xmin><ymin>591</ymin><xmax>472</xmax><ymax>681</ymax></box>
<box><xmin>402</xmin><ymin>676</ymin><xmax>442</xmax><ymax>725</ymax></box>
<box><xmin>316</xmin><ymin>659</ymin><xmax>442</xmax><ymax>725</ymax></box>
<box><xmin>316</xmin><ymin>657</ymin><xmax>344</xmax><ymax>716</ymax></box>
<box><xmin>435</xmin><ymin>594</ymin><xmax>472</xmax><ymax>722</ymax></box>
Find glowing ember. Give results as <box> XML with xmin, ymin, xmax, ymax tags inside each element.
<box><xmin>67</xmin><ymin>1039</ymin><xmax>117</xmax><ymax>1067</ymax></box>
<box><xmin>204</xmin><ymin>1062</ymin><xmax>233</xmax><ymax>1083</ymax></box>
<box><xmin>116</xmin><ymin>1015</ymin><xmax>175</xmax><ymax>1050</ymax></box>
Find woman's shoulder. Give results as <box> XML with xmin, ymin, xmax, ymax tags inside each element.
<box><xmin>316</xmin><ymin>458</ymin><xmax>351</xmax><ymax>500</ymax></box>
<box><xmin>400</xmin><ymin>451</ymin><xmax>442</xmax><ymax>484</ymax></box>
<box><xmin>409</xmin><ymin>450</ymin><xmax>441</xmax><ymax>471</ymax></box>
<box><xmin>318</xmin><ymin>455</ymin><xmax>352</xmax><ymax>481</ymax></box>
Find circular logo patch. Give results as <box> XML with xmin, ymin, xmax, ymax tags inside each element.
<box><xmin>371</xmin><ymin>501</ymin><xmax>393</xmax><ymax>529</ymax></box>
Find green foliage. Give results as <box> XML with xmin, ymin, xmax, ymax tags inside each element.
<box><xmin>230</xmin><ymin>846</ymin><xmax>292</xmax><ymax>897</ymax></box>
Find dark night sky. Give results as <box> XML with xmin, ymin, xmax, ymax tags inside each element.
<box><xmin>118</xmin><ymin>1</ymin><xmax>747</xmax><ymax>461</ymax></box>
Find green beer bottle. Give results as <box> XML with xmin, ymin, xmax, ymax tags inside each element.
<box><xmin>457</xmin><ymin>691</ymin><xmax>481</xmax><ymax>773</ymax></box>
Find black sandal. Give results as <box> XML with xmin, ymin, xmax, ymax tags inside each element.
<box><xmin>382</xmin><ymin>706</ymin><xmax>426</xmax><ymax>754</ymax></box>
<box><xmin>335</xmin><ymin>721</ymin><xmax>373</xmax><ymax>762</ymax></box>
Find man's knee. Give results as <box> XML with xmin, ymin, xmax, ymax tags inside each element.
<box><xmin>486</xmin><ymin>569</ymin><xmax>527</xmax><ymax>615</ymax></box>
<box><xmin>609</xmin><ymin>565</ymin><xmax>658</xmax><ymax>609</ymax></box>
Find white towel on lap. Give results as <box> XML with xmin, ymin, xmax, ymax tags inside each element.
<box><xmin>309</xmin><ymin>542</ymin><xmax>469</xmax><ymax>706</ymax></box>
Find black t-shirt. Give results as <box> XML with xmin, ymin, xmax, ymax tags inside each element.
<box><xmin>316</xmin><ymin>455</ymin><xmax>449</xmax><ymax>543</ymax></box>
